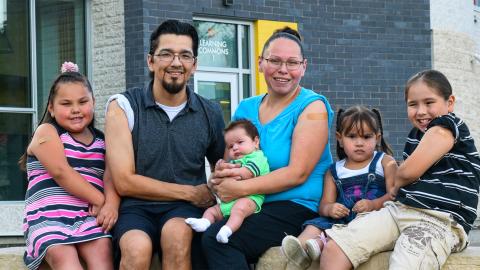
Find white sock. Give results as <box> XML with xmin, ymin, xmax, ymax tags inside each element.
<box><xmin>216</xmin><ymin>225</ymin><xmax>233</xmax><ymax>243</ymax></box>
<box><xmin>185</xmin><ymin>218</ymin><xmax>211</xmax><ymax>232</ymax></box>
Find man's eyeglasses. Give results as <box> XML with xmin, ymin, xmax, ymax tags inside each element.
<box><xmin>153</xmin><ymin>52</ymin><xmax>196</xmax><ymax>64</ymax></box>
<box><xmin>262</xmin><ymin>57</ymin><xmax>304</xmax><ymax>70</ymax></box>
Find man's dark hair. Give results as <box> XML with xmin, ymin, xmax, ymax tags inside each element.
<box><xmin>149</xmin><ymin>19</ymin><xmax>199</xmax><ymax>56</ymax></box>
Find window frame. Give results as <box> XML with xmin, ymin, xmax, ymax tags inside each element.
<box><xmin>0</xmin><ymin>0</ymin><xmax>91</xmax><ymax>236</ymax></box>
<box><xmin>193</xmin><ymin>16</ymin><xmax>256</xmax><ymax>101</ymax></box>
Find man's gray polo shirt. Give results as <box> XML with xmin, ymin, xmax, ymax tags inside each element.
<box><xmin>120</xmin><ymin>81</ymin><xmax>225</xmax><ymax>208</ymax></box>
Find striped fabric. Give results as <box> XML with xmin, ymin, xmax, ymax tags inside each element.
<box><xmin>23</xmin><ymin>123</ymin><xmax>110</xmax><ymax>270</ymax></box>
<box><xmin>397</xmin><ymin>113</ymin><xmax>480</xmax><ymax>234</ymax></box>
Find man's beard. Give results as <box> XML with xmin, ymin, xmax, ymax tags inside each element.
<box><xmin>162</xmin><ymin>77</ymin><xmax>186</xmax><ymax>94</ymax></box>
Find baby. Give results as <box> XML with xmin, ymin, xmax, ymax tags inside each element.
<box><xmin>186</xmin><ymin>119</ymin><xmax>269</xmax><ymax>243</ymax></box>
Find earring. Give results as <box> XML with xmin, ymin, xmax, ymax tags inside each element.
<box><xmin>50</xmin><ymin>113</ymin><xmax>54</xmax><ymax>118</ymax></box>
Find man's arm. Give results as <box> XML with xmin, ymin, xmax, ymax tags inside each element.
<box><xmin>105</xmin><ymin>100</ymin><xmax>214</xmax><ymax>207</ymax></box>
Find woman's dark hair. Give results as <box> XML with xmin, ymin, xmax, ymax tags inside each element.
<box><xmin>225</xmin><ymin>119</ymin><xmax>259</xmax><ymax>140</ymax></box>
<box><xmin>261</xmin><ymin>26</ymin><xmax>305</xmax><ymax>59</ymax></box>
<box><xmin>149</xmin><ymin>19</ymin><xmax>199</xmax><ymax>57</ymax></box>
<box><xmin>405</xmin><ymin>69</ymin><xmax>452</xmax><ymax>101</ymax></box>
<box><xmin>18</xmin><ymin>71</ymin><xmax>94</xmax><ymax>170</ymax></box>
<box><xmin>335</xmin><ymin>106</ymin><xmax>393</xmax><ymax>160</ymax></box>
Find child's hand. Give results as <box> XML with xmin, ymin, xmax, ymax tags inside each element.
<box><xmin>390</xmin><ymin>185</ymin><xmax>399</xmax><ymax>200</ymax></box>
<box><xmin>96</xmin><ymin>203</ymin><xmax>118</xmax><ymax>233</ymax></box>
<box><xmin>328</xmin><ymin>203</ymin><xmax>350</xmax><ymax>219</ymax></box>
<box><xmin>89</xmin><ymin>204</ymin><xmax>101</xmax><ymax>217</ymax></box>
<box><xmin>352</xmin><ymin>199</ymin><xmax>374</xmax><ymax>213</ymax></box>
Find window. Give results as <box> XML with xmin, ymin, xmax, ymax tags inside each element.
<box><xmin>193</xmin><ymin>18</ymin><xmax>255</xmax><ymax>124</ymax></box>
<box><xmin>0</xmin><ymin>0</ymin><xmax>87</xmax><ymax>235</ymax></box>
<box><xmin>0</xmin><ymin>0</ymin><xmax>86</xmax><ymax>201</ymax></box>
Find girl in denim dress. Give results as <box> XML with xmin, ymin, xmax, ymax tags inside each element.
<box><xmin>281</xmin><ymin>106</ymin><xmax>398</xmax><ymax>270</ymax></box>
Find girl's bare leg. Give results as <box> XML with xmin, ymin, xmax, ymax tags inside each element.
<box><xmin>44</xmin><ymin>244</ymin><xmax>83</xmax><ymax>270</ymax></box>
<box><xmin>77</xmin><ymin>237</ymin><xmax>113</xmax><ymax>270</ymax></box>
<box><xmin>319</xmin><ymin>240</ymin><xmax>352</xmax><ymax>270</ymax></box>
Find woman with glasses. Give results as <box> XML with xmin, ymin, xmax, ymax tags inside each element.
<box><xmin>204</xmin><ymin>27</ymin><xmax>334</xmax><ymax>269</ymax></box>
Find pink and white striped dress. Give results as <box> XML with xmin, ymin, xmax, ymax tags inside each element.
<box><xmin>23</xmin><ymin>123</ymin><xmax>110</xmax><ymax>270</ymax></box>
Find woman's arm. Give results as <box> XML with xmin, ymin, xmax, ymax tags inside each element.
<box><xmin>211</xmin><ymin>100</ymin><xmax>329</xmax><ymax>201</ymax></box>
<box><xmin>29</xmin><ymin>124</ymin><xmax>105</xmax><ymax>207</ymax></box>
<box><xmin>318</xmin><ymin>171</ymin><xmax>350</xmax><ymax>219</ymax></box>
<box><xmin>395</xmin><ymin>126</ymin><xmax>454</xmax><ymax>188</ymax></box>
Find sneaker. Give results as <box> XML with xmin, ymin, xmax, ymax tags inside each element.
<box><xmin>305</xmin><ymin>232</ymin><xmax>327</xmax><ymax>261</ymax></box>
<box><xmin>305</xmin><ymin>238</ymin><xmax>321</xmax><ymax>261</ymax></box>
<box><xmin>281</xmin><ymin>235</ymin><xmax>311</xmax><ymax>270</ymax></box>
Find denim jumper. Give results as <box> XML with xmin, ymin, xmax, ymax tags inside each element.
<box><xmin>303</xmin><ymin>151</ymin><xmax>386</xmax><ymax>230</ymax></box>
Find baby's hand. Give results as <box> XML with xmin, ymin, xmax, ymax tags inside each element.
<box><xmin>96</xmin><ymin>203</ymin><xmax>118</xmax><ymax>233</ymax></box>
<box><xmin>352</xmin><ymin>199</ymin><xmax>374</xmax><ymax>213</ymax></box>
<box><xmin>328</xmin><ymin>203</ymin><xmax>350</xmax><ymax>219</ymax></box>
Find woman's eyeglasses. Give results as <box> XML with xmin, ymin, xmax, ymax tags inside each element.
<box><xmin>262</xmin><ymin>57</ymin><xmax>304</xmax><ymax>70</ymax></box>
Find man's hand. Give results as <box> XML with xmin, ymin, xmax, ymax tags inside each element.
<box><xmin>189</xmin><ymin>184</ymin><xmax>216</xmax><ymax>208</ymax></box>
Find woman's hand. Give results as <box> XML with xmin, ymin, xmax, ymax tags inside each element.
<box><xmin>210</xmin><ymin>177</ymin><xmax>246</xmax><ymax>203</ymax></box>
<box><xmin>95</xmin><ymin>203</ymin><xmax>118</xmax><ymax>233</ymax></box>
<box><xmin>212</xmin><ymin>159</ymin><xmax>242</xmax><ymax>179</ymax></box>
<box><xmin>327</xmin><ymin>203</ymin><xmax>350</xmax><ymax>219</ymax></box>
<box><xmin>352</xmin><ymin>199</ymin><xmax>375</xmax><ymax>213</ymax></box>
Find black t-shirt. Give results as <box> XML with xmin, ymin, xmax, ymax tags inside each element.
<box><xmin>397</xmin><ymin>113</ymin><xmax>480</xmax><ymax>233</ymax></box>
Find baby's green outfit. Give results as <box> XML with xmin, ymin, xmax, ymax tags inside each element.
<box><xmin>219</xmin><ymin>150</ymin><xmax>270</xmax><ymax>216</ymax></box>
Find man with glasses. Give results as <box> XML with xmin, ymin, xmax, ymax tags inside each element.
<box><xmin>104</xmin><ymin>20</ymin><xmax>225</xmax><ymax>270</ymax></box>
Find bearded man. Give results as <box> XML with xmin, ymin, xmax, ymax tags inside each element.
<box><xmin>104</xmin><ymin>20</ymin><xmax>225</xmax><ymax>270</ymax></box>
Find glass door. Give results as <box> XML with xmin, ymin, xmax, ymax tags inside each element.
<box><xmin>194</xmin><ymin>71</ymin><xmax>238</xmax><ymax>125</ymax></box>
<box><xmin>195</xmin><ymin>71</ymin><xmax>238</xmax><ymax>177</ymax></box>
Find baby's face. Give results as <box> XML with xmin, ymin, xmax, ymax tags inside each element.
<box><xmin>225</xmin><ymin>127</ymin><xmax>259</xmax><ymax>160</ymax></box>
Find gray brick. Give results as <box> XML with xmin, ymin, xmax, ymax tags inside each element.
<box><xmin>120</xmin><ymin>0</ymin><xmax>431</xmax><ymax>159</ymax></box>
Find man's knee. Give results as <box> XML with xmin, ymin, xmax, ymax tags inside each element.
<box><xmin>119</xmin><ymin>230</ymin><xmax>153</xmax><ymax>268</ymax></box>
<box><xmin>161</xmin><ymin>218</ymin><xmax>193</xmax><ymax>255</ymax></box>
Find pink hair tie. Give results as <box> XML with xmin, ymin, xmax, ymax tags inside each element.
<box><xmin>60</xmin><ymin>61</ymin><xmax>79</xmax><ymax>73</ymax></box>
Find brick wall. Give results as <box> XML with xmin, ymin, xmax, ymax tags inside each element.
<box><xmin>123</xmin><ymin>0</ymin><xmax>431</xmax><ymax>159</ymax></box>
<box><xmin>91</xmin><ymin>0</ymin><xmax>126</xmax><ymax>131</ymax></box>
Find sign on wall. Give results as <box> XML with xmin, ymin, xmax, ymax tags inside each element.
<box><xmin>195</xmin><ymin>21</ymin><xmax>237</xmax><ymax>68</ymax></box>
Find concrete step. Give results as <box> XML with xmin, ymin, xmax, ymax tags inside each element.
<box><xmin>256</xmin><ymin>246</ymin><xmax>480</xmax><ymax>270</ymax></box>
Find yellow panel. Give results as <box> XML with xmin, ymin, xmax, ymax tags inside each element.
<box><xmin>253</xmin><ymin>20</ymin><xmax>298</xmax><ymax>95</ymax></box>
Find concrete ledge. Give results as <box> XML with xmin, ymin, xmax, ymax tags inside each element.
<box><xmin>0</xmin><ymin>247</ymin><xmax>26</xmax><ymax>270</ymax></box>
<box><xmin>3</xmin><ymin>245</ymin><xmax>479</xmax><ymax>270</ymax></box>
<box><xmin>256</xmin><ymin>246</ymin><xmax>480</xmax><ymax>270</ymax></box>
<box><xmin>0</xmin><ymin>247</ymin><xmax>161</xmax><ymax>270</ymax></box>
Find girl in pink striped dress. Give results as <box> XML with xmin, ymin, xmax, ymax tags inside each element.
<box><xmin>19</xmin><ymin>62</ymin><xmax>119</xmax><ymax>270</ymax></box>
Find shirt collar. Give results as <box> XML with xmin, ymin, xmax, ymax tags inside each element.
<box><xmin>143</xmin><ymin>80</ymin><xmax>200</xmax><ymax>112</ymax></box>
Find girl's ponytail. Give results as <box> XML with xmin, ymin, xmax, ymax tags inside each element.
<box><xmin>371</xmin><ymin>108</ymin><xmax>394</xmax><ymax>156</ymax></box>
<box><xmin>336</xmin><ymin>108</ymin><xmax>347</xmax><ymax>160</ymax></box>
